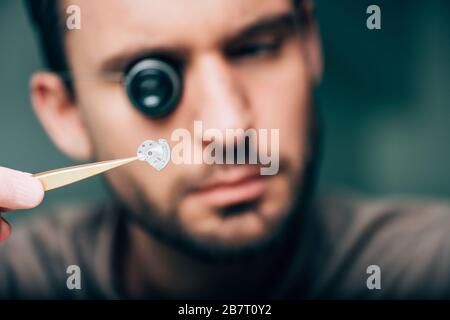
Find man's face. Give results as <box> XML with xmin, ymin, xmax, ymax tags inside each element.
<box><xmin>60</xmin><ymin>0</ymin><xmax>318</xmax><ymax>257</ymax></box>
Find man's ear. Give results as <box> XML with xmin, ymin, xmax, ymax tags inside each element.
<box><xmin>30</xmin><ymin>72</ymin><xmax>93</xmax><ymax>161</ymax></box>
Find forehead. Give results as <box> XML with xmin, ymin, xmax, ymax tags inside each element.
<box><xmin>64</xmin><ymin>0</ymin><xmax>293</xmax><ymax>66</ymax></box>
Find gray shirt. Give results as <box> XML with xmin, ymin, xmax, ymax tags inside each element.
<box><xmin>1</xmin><ymin>193</ymin><xmax>450</xmax><ymax>299</ymax></box>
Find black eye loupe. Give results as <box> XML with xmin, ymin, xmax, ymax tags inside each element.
<box><xmin>124</xmin><ymin>58</ymin><xmax>182</xmax><ymax>118</ymax></box>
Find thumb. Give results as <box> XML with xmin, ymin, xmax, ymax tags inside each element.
<box><xmin>0</xmin><ymin>167</ymin><xmax>44</xmax><ymax>210</ymax></box>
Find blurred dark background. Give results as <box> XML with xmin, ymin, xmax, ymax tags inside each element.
<box><xmin>0</xmin><ymin>0</ymin><xmax>449</xmax><ymax>223</ymax></box>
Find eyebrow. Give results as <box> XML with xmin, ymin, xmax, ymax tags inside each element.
<box><xmin>98</xmin><ymin>11</ymin><xmax>297</xmax><ymax>75</ymax></box>
<box><xmin>99</xmin><ymin>46</ymin><xmax>188</xmax><ymax>75</ymax></box>
<box><xmin>224</xmin><ymin>11</ymin><xmax>297</xmax><ymax>45</ymax></box>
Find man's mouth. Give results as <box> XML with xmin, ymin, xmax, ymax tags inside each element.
<box><xmin>191</xmin><ymin>167</ymin><xmax>270</xmax><ymax>209</ymax></box>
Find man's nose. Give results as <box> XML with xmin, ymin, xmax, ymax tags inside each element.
<box><xmin>190</xmin><ymin>53</ymin><xmax>252</xmax><ymax>137</ymax></box>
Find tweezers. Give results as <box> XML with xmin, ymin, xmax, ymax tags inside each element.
<box><xmin>33</xmin><ymin>157</ymin><xmax>139</xmax><ymax>192</ymax></box>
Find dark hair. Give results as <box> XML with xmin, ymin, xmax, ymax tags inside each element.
<box><xmin>24</xmin><ymin>0</ymin><xmax>76</xmax><ymax>98</ymax></box>
<box><xmin>24</xmin><ymin>0</ymin><xmax>67</xmax><ymax>72</ymax></box>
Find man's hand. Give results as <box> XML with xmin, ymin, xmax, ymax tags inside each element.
<box><xmin>0</xmin><ymin>167</ymin><xmax>44</xmax><ymax>242</ymax></box>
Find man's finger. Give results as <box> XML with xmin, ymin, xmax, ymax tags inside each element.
<box><xmin>0</xmin><ymin>167</ymin><xmax>44</xmax><ymax>210</ymax></box>
<box><xmin>0</xmin><ymin>217</ymin><xmax>11</xmax><ymax>242</ymax></box>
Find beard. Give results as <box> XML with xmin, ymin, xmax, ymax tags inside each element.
<box><xmin>113</xmin><ymin>118</ymin><xmax>321</xmax><ymax>264</ymax></box>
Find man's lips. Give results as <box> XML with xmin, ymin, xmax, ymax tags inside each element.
<box><xmin>191</xmin><ymin>168</ymin><xmax>270</xmax><ymax>208</ymax></box>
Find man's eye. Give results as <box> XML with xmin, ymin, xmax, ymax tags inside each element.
<box><xmin>227</xmin><ymin>40</ymin><xmax>282</xmax><ymax>60</ymax></box>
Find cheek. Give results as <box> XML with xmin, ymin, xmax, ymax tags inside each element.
<box><xmin>241</xmin><ymin>43</ymin><xmax>312</xmax><ymax>168</ymax></box>
<box><xmin>77</xmin><ymin>77</ymin><xmax>189</xmax><ymax>159</ymax></box>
